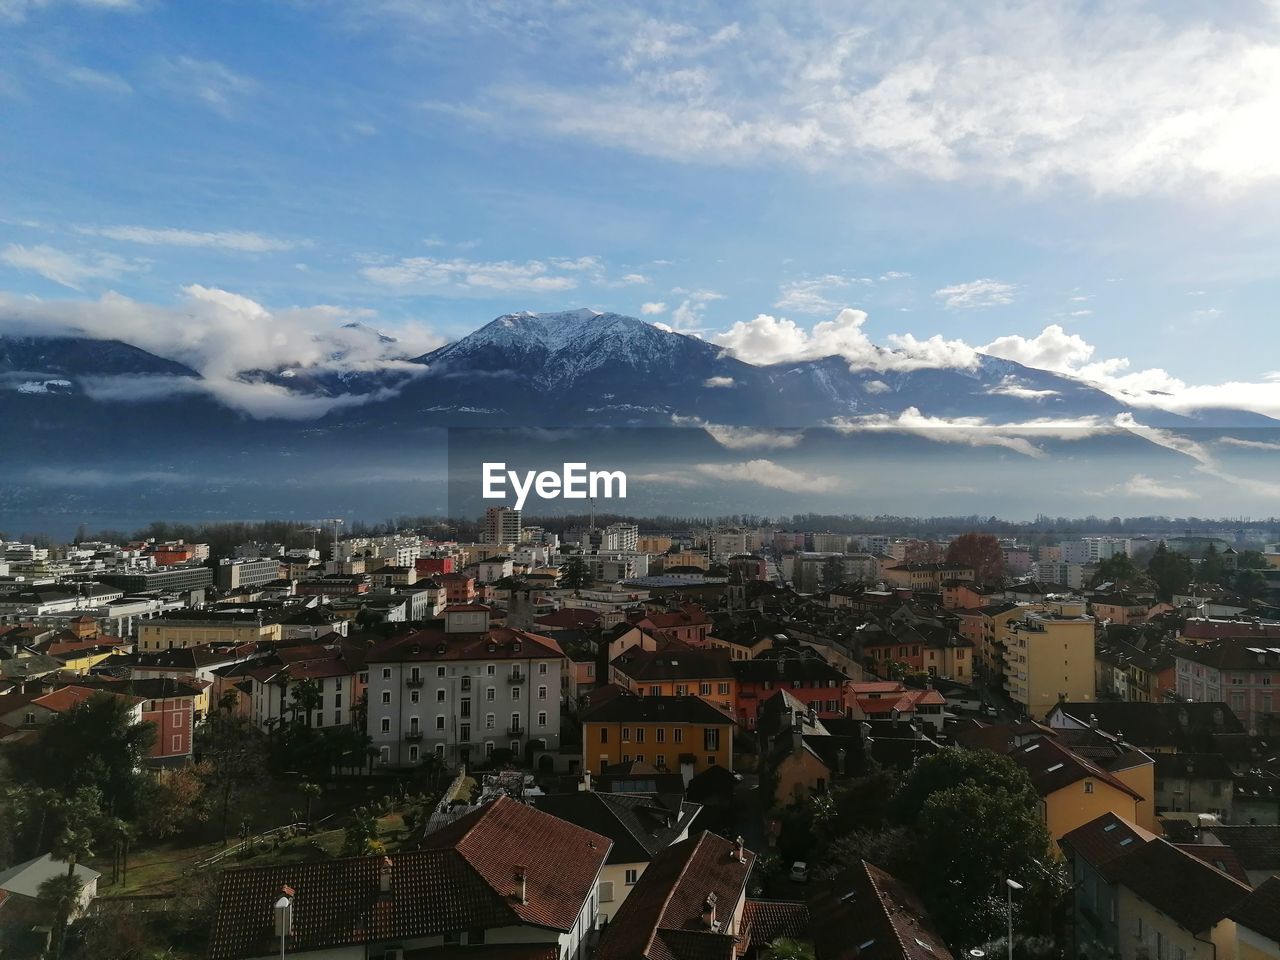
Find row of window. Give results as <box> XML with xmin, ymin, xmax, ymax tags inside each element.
<box><xmin>379</xmin><ymin>712</ymin><xmax>549</xmax><ymax>733</ymax></box>
<box><xmin>380</xmin><ymin>662</ymin><xmax>552</xmax><ymax>680</ymax></box>
<box><xmin>599</xmin><ymin>726</ymin><xmax>721</xmax><ymax>750</ymax></box>
<box><xmin>381</xmin><ymin>686</ymin><xmax>549</xmax><ymax>704</ymax></box>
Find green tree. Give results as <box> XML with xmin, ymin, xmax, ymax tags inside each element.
<box><xmin>1088</xmin><ymin>553</ymin><xmax>1139</xmax><ymax>587</ymax></box>
<box><xmin>820</xmin><ymin>555</ymin><xmax>844</xmax><ymax>591</ymax></box>
<box><xmin>342</xmin><ymin>806</ymin><xmax>380</xmax><ymax>856</ymax></box>
<box><xmin>1200</xmin><ymin>543</ymin><xmax>1225</xmax><ymax>585</ymax></box>
<box><xmin>38</xmin><ymin>871</ymin><xmax>85</xmax><ymax>960</ymax></box>
<box><xmin>3</xmin><ymin>694</ymin><xmax>155</xmax><ymax>820</ymax></box>
<box><xmin>1147</xmin><ymin>543</ymin><xmax>1192</xmax><ymax>600</ymax></box>
<box><xmin>945</xmin><ymin>533</ymin><xmax>1006</xmax><ymax>583</ymax></box>
<box><xmin>195</xmin><ymin>702</ymin><xmax>266</xmax><ymax>845</ymax></box>
<box><xmin>1236</xmin><ymin>568</ymin><xmax>1270</xmax><ymax>603</ymax></box>
<box><xmin>891</xmin><ymin>749</ymin><xmax>1038</xmax><ymax>825</ymax></box>
<box><xmin>559</xmin><ymin>556</ymin><xmax>590</xmax><ymax>590</ymax></box>
<box><xmin>299</xmin><ymin>781</ymin><xmax>322</xmax><ymax>830</ymax></box>
<box><xmin>762</xmin><ymin>938</ymin><xmax>816</xmax><ymax>960</ymax></box>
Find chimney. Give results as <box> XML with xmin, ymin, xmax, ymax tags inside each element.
<box><xmin>1089</xmin><ymin>714</ymin><xmax>1098</xmax><ymax>729</ymax></box>
<box><xmin>732</xmin><ymin>836</ymin><xmax>745</xmax><ymax>863</ymax></box>
<box><xmin>580</xmin><ymin>770</ymin><xmax>593</xmax><ymax>792</ymax></box>
<box><xmin>837</xmin><ymin>747</ymin><xmax>847</xmax><ymax>776</ymax></box>
<box><xmin>702</xmin><ymin>892</ymin><xmax>718</xmax><ymax>930</ymax></box>
<box><xmin>514</xmin><ymin>865</ymin><xmax>528</xmax><ymax>904</ymax></box>
<box><xmin>379</xmin><ymin>856</ymin><xmax>393</xmax><ymax>895</ymax></box>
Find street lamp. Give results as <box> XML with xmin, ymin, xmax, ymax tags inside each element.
<box><xmin>1005</xmin><ymin>879</ymin><xmax>1023</xmax><ymax>960</ymax></box>
<box><xmin>274</xmin><ymin>886</ymin><xmax>294</xmax><ymax>960</ymax></box>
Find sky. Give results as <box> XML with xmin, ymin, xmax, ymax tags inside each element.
<box><xmin>4</xmin><ymin>0</ymin><xmax>1280</xmax><ymax>418</ymax></box>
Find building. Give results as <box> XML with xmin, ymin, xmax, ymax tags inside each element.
<box><xmin>581</xmin><ymin>693</ymin><xmax>734</xmax><ymax>779</ymax></box>
<box><xmin>138</xmin><ymin>610</ymin><xmax>283</xmax><ymax>652</ymax></box>
<box><xmin>1230</xmin><ymin>877</ymin><xmax>1280</xmax><ymax>960</ymax></box>
<box><xmin>1062</xmin><ymin>538</ymin><xmax>1131</xmax><ymax>565</ymax></box>
<box><xmin>809</xmin><ymin>861</ymin><xmax>954</xmax><ymax>960</ymax></box>
<box><xmin>365</xmin><ymin>609</ymin><xmax>566</xmax><ymax>768</ymax></box>
<box><xmin>757</xmin><ymin>690</ymin><xmax>864</xmax><ymax>808</ymax></box>
<box><xmin>881</xmin><ymin>562</ymin><xmax>974</xmax><ymax>591</ymax></box>
<box><xmin>216</xmin><ymin>558</ymin><xmax>282</xmax><ymax>591</ymax></box>
<box><xmin>1045</xmin><ymin>701</ymin><xmax>1249</xmax><ymax>757</ymax></box>
<box><xmin>485</xmin><ymin>507</ymin><xmax>522</xmax><ymax>546</ymax></box>
<box><xmin>793</xmin><ymin>552</ymin><xmax>881</xmax><ymax>593</ymax></box>
<box><xmin>731</xmin><ymin>649</ymin><xmax>848</xmax><ymax>729</ymax></box>
<box><xmin>1175</xmin><ymin>640</ymin><xmax>1280</xmax><ymax>736</ymax></box>
<box><xmin>609</xmin><ymin>644</ymin><xmax>736</xmax><ymax>717</ymax></box>
<box><xmin>1008</xmin><ymin>736</ymin><xmax>1149</xmax><ymax>840</ymax></box>
<box><xmin>245</xmin><ymin>645</ymin><xmax>366</xmax><ymax>733</ymax></box>
<box><xmin>1059</xmin><ymin>812</ymin><xmax>1250</xmax><ymax>960</ymax></box>
<box><xmin>0</xmin><ymin>855</ymin><xmax>100</xmax><ymax>919</ymax></box>
<box><xmin>594</xmin><ymin>832</ymin><xmax>754</xmax><ymax>960</ymax></box>
<box><xmin>99</xmin><ymin>565</ymin><xmax>214</xmax><ymax>593</ymax></box>
<box><xmin>601</xmin><ymin>524</ymin><xmax>639</xmax><ymax>553</ymax></box>
<box><xmin>533</xmin><ymin>791</ymin><xmax>701</xmax><ymax>922</ymax></box>
<box><xmin>207</xmin><ymin>796</ymin><xmax>610</xmax><ymax>960</ymax></box>
<box><xmin>1003</xmin><ymin>611</ymin><xmax>1096</xmax><ymax>720</ymax></box>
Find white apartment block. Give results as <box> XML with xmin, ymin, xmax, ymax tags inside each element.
<box><xmin>600</xmin><ymin>523</ymin><xmax>639</xmax><ymax>552</ymax></box>
<box><xmin>1061</xmin><ymin>538</ymin><xmax>1131</xmax><ymax>565</ymax></box>
<box><xmin>365</xmin><ymin>608</ymin><xmax>565</xmax><ymax>768</ymax></box>
<box><xmin>485</xmin><ymin>507</ymin><xmax>523</xmax><ymax>546</ymax></box>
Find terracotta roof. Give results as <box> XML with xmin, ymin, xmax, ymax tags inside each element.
<box><xmin>1008</xmin><ymin>737</ymin><xmax>1144</xmax><ymax>802</ymax></box>
<box><xmin>209</xmin><ymin>797</ymin><xmax>610</xmax><ymax>959</ymax></box>
<box><xmin>584</xmin><ymin>694</ymin><xmax>734</xmax><ymax>726</ymax></box>
<box><xmin>612</xmin><ymin>645</ymin><xmax>733</xmax><ymax>682</ymax></box>
<box><xmin>1229</xmin><ymin>875</ymin><xmax>1280</xmax><ymax>943</ymax></box>
<box><xmin>1173</xmin><ymin>844</ymin><xmax>1251</xmax><ymax>884</ymax></box>
<box><xmin>534</xmin><ymin>609</ymin><xmax>601</xmax><ymax>629</ymax></box>
<box><xmin>809</xmin><ymin>861</ymin><xmax>953</xmax><ymax>960</ymax></box>
<box><xmin>596</xmin><ymin>831</ymin><xmax>755</xmax><ymax>960</ymax></box>
<box><xmin>1104</xmin><ymin>838</ymin><xmax>1250</xmax><ymax>933</ymax></box>
<box><xmin>533</xmin><ymin>792</ymin><xmax>701</xmax><ymax>864</ymax></box>
<box><xmin>1059</xmin><ymin>813</ymin><xmax>1155</xmax><ymax>868</ymax></box>
<box><xmin>741</xmin><ymin>899</ymin><xmax>809</xmax><ymax>954</ymax></box>
<box><xmin>367</xmin><ymin>626</ymin><xmax>564</xmax><ymax>664</ymax></box>
<box><xmin>1202</xmin><ymin>825</ymin><xmax>1280</xmax><ymax>871</ymax></box>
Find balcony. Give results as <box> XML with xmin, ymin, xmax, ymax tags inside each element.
<box><xmin>506</xmin><ymin>671</ymin><xmax>525</xmax><ymax>685</ymax></box>
<box><xmin>405</xmin><ymin>730</ymin><xmax>424</xmax><ymax>742</ymax></box>
<box><xmin>507</xmin><ymin>724</ymin><xmax>524</xmax><ymax>737</ymax></box>
<box><xmin>405</xmin><ymin>677</ymin><xmax>425</xmax><ymax>689</ymax></box>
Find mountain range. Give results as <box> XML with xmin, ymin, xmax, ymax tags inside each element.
<box><xmin>2</xmin><ymin>309</ymin><xmax>1276</xmax><ymax>535</ymax></box>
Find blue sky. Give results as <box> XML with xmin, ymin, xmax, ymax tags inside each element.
<box><xmin>4</xmin><ymin>0</ymin><xmax>1280</xmax><ymax>417</ymax></box>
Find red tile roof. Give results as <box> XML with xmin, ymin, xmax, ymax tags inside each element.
<box><xmin>367</xmin><ymin>626</ymin><xmax>564</xmax><ymax>664</ymax></box>
<box><xmin>1008</xmin><ymin>736</ymin><xmax>1144</xmax><ymax>802</ymax></box>
<box><xmin>741</xmin><ymin>899</ymin><xmax>810</xmax><ymax>954</ymax></box>
<box><xmin>809</xmin><ymin>861</ymin><xmax>953</xmax><ymax>960</ymax></box>
<box><xmin>1229</xmin><ymin>875</ymin><xmax>1280</xmax><ymax>943</ymax></box>
<box><xmin>1059</xmin><ymin>813</ymin><xmax>1155</xmax><ymax>869</ymax></box>
<box><xmin>209</xmin><ymin>797</ymin><xmax>610</xmax><ymax>960</ymax></box>
<box><xmin>596</xmin><ymin>832</ymin><xmax>754</xmax><ymax>960</ymax></box>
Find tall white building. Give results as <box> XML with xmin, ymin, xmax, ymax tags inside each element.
<box><xmin>600</xmin><ymin>523</ymin><xmax>639</xmax><ymax>552</ymax></box>
<box><xmin>485</xmin><ymin>507</ymin><xmax>522</xmax><ymax>545</ymax></box>
<box><xmin>1061</xmin><ymin>538</ymin><xmax>1131</xmax><ymax>565</ymax></box>
<box><xmin>365</xmin><ymin>606</ymin><xmax>565</xmax><ymax>768</ymax></box>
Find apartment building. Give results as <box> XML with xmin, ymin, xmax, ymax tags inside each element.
<box><xmin>484</xmin><ymin>506</ymin><xmax>522</xmax><ymax>545</ymax></box>
<box><xmin>1003</xmin><ymin>611</ymin><xmax>1096</xmax><ymax>720</ymax></box>
<box><xmin>138</xmin><ymin>609</ymin><xmax>283</xmax><ymax>652</ymax></box>
<box><xmin>1175</xmin><ymin>639</ymin><xmax>1280</xmax><ymax>735</ymax></box>
<box><xmin>581</xmin><ymin>693</ymin><xmax>734</xmax><ymax>778</ymax></box>
<box><xmin>365</xmin><ymin>607</ymin><xmax>566</xmax><ymax>768</ymax></box>
<box><xmin>215</xmin><ymin>557</ymin><xmax>281</xmax><ymax>591</ymax></box>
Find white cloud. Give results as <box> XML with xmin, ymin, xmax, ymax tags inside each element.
<box><xmin>61</xmin><ymin>64</ymin><xmax>133</xmax><ymax>94</ymax></box>
<box><xmin>863</xmin><ymin>379</ymin><xmax>891</xmax><ymax>394</ymax></box>
<box><xmin>702</xmin><ymin>376</ymin><xmax>735</xmax><ymax>388</ymax></box>
<box><xmin>0</xmin><ymin>286</ymin><xmax>443</xmax><ymax>417</ymax></box>
<box><xmin>934</xmin><ymin>278</ymin><xmax>1016</xmax><ymax>309</ymax></box>
<box><xmin>617</xmin><ymin>273</ymin><xmax>649</xmax><ymax>285</ymax></box>
<box><xmin>1115</xmin><ymin>473</ymin><xmax>1196</xmax><ymax>501</ymax></box>
<box><xmin>830</xmin><ymin>408</ymin><xmax>1113</xmax><ymax>458</ymax></box>
<box><xmin>774</xmin><ymin>274</ymin><xmax>871</xmax><ymax>314</ymax></box>
<box><xmin>0</xmin><ymin>243</ymin><xmax>143</xmax><ymax>289</ymax></box>
<box><xmin>669</xmin><ymin>289</ymin><xmax>724</xmax><ymax>331</ymax></box>
<box><xmin>693</xmin><ymin>458</ymin><xmax>838</xmax><ymax>492</ymax></box>
<box><xmin>78</xmin><ymin>225</ymin><xmax>297</xmax><ymax>252</ymax></box>
<box><xmin>985</xmin><ymin>376</ymin><xmax>1060</xmax><ymax>400</ymax></box>
<box><xmin>361</xmin><ymin>256</ymin><xmax>581</xmax><ymax>293</ymax></box>
<box><xmin>155</xmin><ymin>56</ymin><xmax>255</xmax><ymax>115</ymax></box>
<box><xmin>880</xmin><ymin>271</ymin><xmax>912</xmax><ymax>280</ymax></box>
<box><xmin>1219</xmin><ymin>436</ymin><xmax>1280</xmax><ymax>451</ymax></box>
<box><xmin>476</xmin><ymin>5</ymin><xmax>1280</xmax><ymax>197</ymax></box>
<box><xmin>640</xmin><ymin>301</ymin><xmax>667</xmax><ymax>315</ymax></box>
<box><xmin>713</xmin><ymin>307</ymin><xmax>978</xmax><ymax>372</ymax></box>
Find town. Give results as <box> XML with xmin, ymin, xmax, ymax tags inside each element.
<box><xmin>0</xmin><ymin>510</ymin><xmax>1277</xmax><ymax>960</ymax></box>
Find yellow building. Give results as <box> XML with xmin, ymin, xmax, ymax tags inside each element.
<box><xmin>582</xmin><ymin>694</ymin><xmax>734</xmax><ymax>777</ymax></box>
<box><xmin>1231</xmin><ymin>877</ymin><xmax>1280</xmax><ymax>960</ymax></box>
<box><xmin>608</xmin><ymin>646</ymin><xmax>736</xmax><ymax>716</ymax></box>
<box><xmin>138</xmin><ymin>612</ymin><xmax>282</xmax><ymax>652</ymax></box>
<box><xmin>1009</xmin><ymin>736</ymin><xmax>1149</xmax><ymax>840</ymax></box>
<box><xmin>1004</xmin><ymin>611</ymin><xmax>1096</xmax><ymax>720</ymax></box>
<box><xmin>636</xmin><ymin>536</ymin><xmax>674</xmax><ymax>554</ymax></box>
<box><xmin>882</xmin><ymin>561</ymin><xmax>975</xmax><ymax>591</ymax></box>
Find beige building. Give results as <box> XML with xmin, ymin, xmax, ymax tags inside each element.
<box><xmin>1004</xmin><ymin>611</ymin><xmax>1096</xmax><ymax>720</ymax></box>
<box><xmin>138</xmin><ymin>612</ymin><xmax>282</xmax><ymax>652</ymax></box>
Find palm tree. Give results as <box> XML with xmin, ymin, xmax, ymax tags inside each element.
<box><xmin>299</xmin><ymin>781</ymin><xmax>322</xmax><ymax>830</ymax></box>
<box><xmin>38</xmin><ymin>872</ymin><xmax>85</xmax><ymax>960</ymax></box>
<box><xmin>52</xmin><ymin>826</ymin><xmax>94</xmax><ymax>879</ymax></box>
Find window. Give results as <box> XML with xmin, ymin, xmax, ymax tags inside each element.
<box><xmin>460</xmin><ymin>724</ymin><xmax>471</xmax><ymax>742</ymax></box>
<box><xmin>487</xmin><ymin>687</ymin><xmax>496</xmax><ymax>702</ymax></box>
<box><xmin>676</xmin><ymin>684</ymin><xmax>688</xmax><ymax>696</ymax></box>
<box><xmin>622</xmin><ymin>727</ymin><xmax>631</xmax><ymax>742</ymax></box>
<box><xmin>485</xmin><ymin>741</ymin><xmax>494</xmax><ymax>757</ymax></box>
<box><xmin>538</xmin><ymin>711</ymin><xmax>547</xmax><ymax>726</ymax></box>
<box><xmin>437</xmin><ymin>666</ymin><xmax>446</xmax><ymax>678</ymax></box>
<box><xmin>538</xmin><ymin>685</ymin><xmax>548</xmax><ymax>700</ymax></box>
<box><xmin>656</xmin><ymin>754</ymin><xmax>666</xmax><ymax>767</ymax></box>
<box><xmin>656</xmin><ymin>728</ymin><xmax>665</xmax><ymax>743</ymax></box>
<box><xmin>674</xmin><ymin>728</ymin><xmax>683</xmax><ymax>743</ymax></box>
<box><xmin>539</xmin><ymin>662</ymin><xmax>548</xmax><ymax>674</ymax></box>
<box><xmin>487</xmin><ymin>664</ymin><xmax>496</xmax><ymax>675</ymax></box>
<box><xmin>1083</xmin><ymin>781</ymin><xmax>1094</xmax><ymax>794</ymax></box>
<box><xmin>600</xmin><ymin>727</ymin><xmax>609</xmax><ymax>743</ymax></box>
<box><xmin>409</xmin><ymin>745</ymin><xmax>419</xmax><ymax>762</ymax></box>
<box><xmin>461</xmin><ymin>676</ymin><xmax>472</xmax><ymax>691</ymax></box>
<box><xmin>600</xmin><ymin>881</ymin><xmax>615</xmax><ymax>902</ymax></box>
<box><xmin>718</xmin><ymin>682</ymin><xmax>730</xmax><ymax>695</ymax></box>
<box><xmin>381</xmin><ymin>718</ymin><xmax>390</xmax><ymax>733</ymax></box>
<box><xmin>512</xmin><ymin>686</ymin><xmax>522</xmax><ymax>700</ymax></box>
<box><xmin>636</xmin><ymin>728</ymin><xmax>646</xmax><ymax>743</ymax></box>
<box><xmin>486</xmin><ymin>713</ymin><xmax>496</xmax><ymax>729</ymax></box>
<box><xmin>410</xmin><ymin>690</ymin><xmax>420</xmax><ymax>703</ymax></box>
<box><xmin>625</xmin><ymin>869</ymin><xmax>638</xmax><ymax>885</ymax></box>
<box><xmin>334</xmin><ymin>711</ymin><xmax>341</xmax><ymax>724</ymax></box>
<box><xmin>171</xmin><ymin>734</ymin><xmax>182</xmax><ymax>752</ymax></box>
<box><xmin>699</xmin><ymin>682</ymin><xmax>711</xmax><ymax>695</ymax></box>
<box><xmin>437</xmin><ymin>689</ymin><xmax>446</xmax><ymax>703</ymax></box>
<box><xmin>379</xmin><ymin>745</ymin><xmax>390</xmax><ymax>764</ymax></box>
<box><xmin>382</xmin><ymin>690</ymin><xmax>391</xmax><ymax>704</ymax></box>
<box><xmin>435</xmin><ymin>716</ymin><xmax>445</xmax><ymax>730</ymax></box>
<box><xmin>648</xmin><ymin>685</ymin><xmax>661</xmax><ymax>696</ymax></box>
<box><xmin>335</xmin><ymin>693</ymin><xmax>343</xmax><ymax>708</ymax></box>
<box><xmin>382</xmin><ymin>667</ymin><xmax>392</xmax><ymax>680</ymax></box>
<box><xmin>704</xmin><ymin>728</ymin><xmax>720</xmax><ymax>751</ymax></box>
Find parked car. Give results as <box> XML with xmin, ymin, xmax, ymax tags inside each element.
<box><xmin>789</xmin><ymin>861</ymin><xmax>809</xmax><ymax>883</ymax></box>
